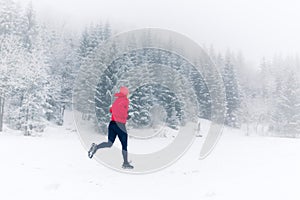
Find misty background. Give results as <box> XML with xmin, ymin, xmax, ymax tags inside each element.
<box><xmin>17</xmin><ymin>0</ymin><xmax>300</xmax><ymax>65</ymax></box>
<box><xmin>0</xmin><ymin>0</ymin><xmax>300</xmax><ymax>138</ymax></box>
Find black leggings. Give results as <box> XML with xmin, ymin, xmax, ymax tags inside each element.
<box><xmin>96</xmin><ymin>121</ymin><xmax>128</xmax><ymax>151</ymax></box>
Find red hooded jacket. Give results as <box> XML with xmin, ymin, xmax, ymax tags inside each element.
<box><xmin>110</xmin><ymin>93</ymin><xmax>129</xmax><ymax>124</ymax></box>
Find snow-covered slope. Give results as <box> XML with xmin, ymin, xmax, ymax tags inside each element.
<box><xmin>0</xmin><ymin>111</ymin><xmax>299</xmax><ymax>200</ymax></box>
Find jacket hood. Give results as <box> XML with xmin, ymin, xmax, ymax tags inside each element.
<box><xmin>114</xmin><ymin>86</ymin><xmax>129</xmax><ymax>97</ymax></box>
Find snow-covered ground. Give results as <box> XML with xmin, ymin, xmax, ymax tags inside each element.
<box><xmin>1</xmin><ymin>111</ymin><xmax>300</xmax><ymax>200</ymax></box>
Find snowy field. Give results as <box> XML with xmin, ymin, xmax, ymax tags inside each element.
<box><xmin>0</xmin><ymin>111</ymin><xmax>300</xmax><ymax>200</ymax></box>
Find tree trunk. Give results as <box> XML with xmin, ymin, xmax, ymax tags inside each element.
<box><xmin>246</xmin><ymin>121</ymin><xmax>249</xmax><ymax>136</ymax></box>
<box><xmin>24</xmin><ymin>107</ymin><xmax>29</xmax><ymax>136</ymax></box>
<box><xmin>0</xmin><ymin>96</ymin><xmax>4</xmax><ymax>132</ymax></box>
<box><xmin>61</xmin><ymin>104</ymin><xmax>65</xmax><ymax>124</ymax></box>
<box><xmin>256</xmin><ymin>114</ymin><xmax>262</xmax><ymax>135</ymax></box>
<box><xmin>57</xmin><ymin>105</ymin><xmax>65</xmax><ymax>126</ymax></box>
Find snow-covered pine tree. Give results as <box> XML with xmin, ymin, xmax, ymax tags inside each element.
<box><xmin>222</xmin><ymin>51</ymin><xmax>241</xmax><ymax>128</ymax></box>
<box><xmin>0</xmin><ymin>1</ymin><xmax>53</xmax><ymax>135</ymax></box>
<box><xmin>259</xmin><ymin>57</ymin><xmax>275</xmax><ymax>102</ymax></box>
<box><xmin>0</xmin><ymin>0</ymin><xmax>21</xmax><ymax>35</ymax></box>
<box><xmin>188</xmin><ymin>60</ymin><xmax>210</xmax><ymax>119</ymax></box>
<box><xmin>75</xmin><ymin>23</ymin><xmax>109</xmax><ymax>122</ymax></box>
<box><xmin>20</xmin><ymin>2</ymin><xmax>38</xmax><ymax>51</ymax></box>
<box><xmin>11</xmin><ymin>43</ymin><xmax>49</xmax><ymax>135</ymax></box>
<box><xmin>0</xmin><ymin>35</ymin><xmax>23</xmax><ymax>131</ymax></box>
<box><xmin>270</xmin><ymin>76</ymin><xmax>284</xmax><ymax>134</ymax></box>
<box><xmin>94</xmin><ymin>44</ymin><xmax>121</xmax><ymax>132</ymax></box>
<box><xmin>42</xmin><ymin>28</ymin><xmax>77</xmax><ymax>125</ymax></box>
<box><xmin>202</xmin><ymin>61</ymin><xmax>225</xmax><ymax>122</ymax></box>
<box><xmin>0</xmin><ymin>35</ymin><xmax>12</xmax><ymax>130</ymax></box>
<box><xmin>129</xmin><ymin>81</ymin><xmax>183</xmax><ymax>130</ymax></box>
<box><xmin>130</xmin><ymin>86</ymin><xmax>151</xmax><ymax>127</ymax></box>
<box><xmin>0</xmin><ymin>0</ymin><xmax>24</xmax><ymax>132</ymax></box>
<box><xmin>75</xmin><ymin>22</ymin><xmax>115</xmax><ymax>133</ymax></box>
<box><xmin>19</xmin><ymin>5</ymin><xmax>50</xmax><ymax>135</ymax></box>
<box><xmin>272</xmin><ymin>70</ymin><xmax>300</xmax><ymax>137</ymax></box>
<box><xmin>234</xmin><ymin>52</ymin><xmax>257</xmax><ymax>133</ymax></box>
<box><xmin>158</xmin><ymin>52</ymin><xmax>189</xmax><ymax>125</ymax></box>
<box><xmin>103</xmin><ymin>22</ymin><xmax>112</xmax><ymax>41</ymax></box>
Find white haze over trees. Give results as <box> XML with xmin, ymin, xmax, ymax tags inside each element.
<box><xmin>17</xmin><ymin>0</ymin><xmax>300</xmax><ymax>64</ymax></box>
<box><xmin>0</xmin><ymin>0</ymin><xmax>300</xmax><ymax>138</ymax></box>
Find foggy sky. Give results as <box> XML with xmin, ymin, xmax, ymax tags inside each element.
<box><xmin>18</xmin><ymin>0</ymin><xmax>300</xmax><ymax>66</ymax></box>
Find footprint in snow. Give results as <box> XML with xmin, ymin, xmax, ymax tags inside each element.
<box><xmin>204</xmin><ymin>192</ymin><xmax>216</xmax><ymax>198</ymax></box>
<box><xmin>45</xmin><ymin>183</ymin><xmax>60</xmax><ymax>191</ymax></box>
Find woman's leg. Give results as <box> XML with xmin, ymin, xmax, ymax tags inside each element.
<box><xmin>115</xmin><ymin>122</ymin><xmax>128</xmax><ymax>151</ymax></box>
<box><xmin>95</xmin><ymin>140</ymin><xmax>113</xmax><ymax>149</ymax></box>
<box><xmin>96</xmin><ymin>121</ymin><xmax>117</xmax><ymax>150</ymax></box>
<box><xmin>115</xmin><ymin>123</ymin><xmax>133</xmax><ymax>168</ymax></box>
<box><xmin>88</xmin><ymin>140</ymin><xmax>113</xmax><ymax>159</ymax></box>
<box><xmin>88</xmin><ymin>121</ymin><xmax>119</xmax><ymax>159</ymax></box>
